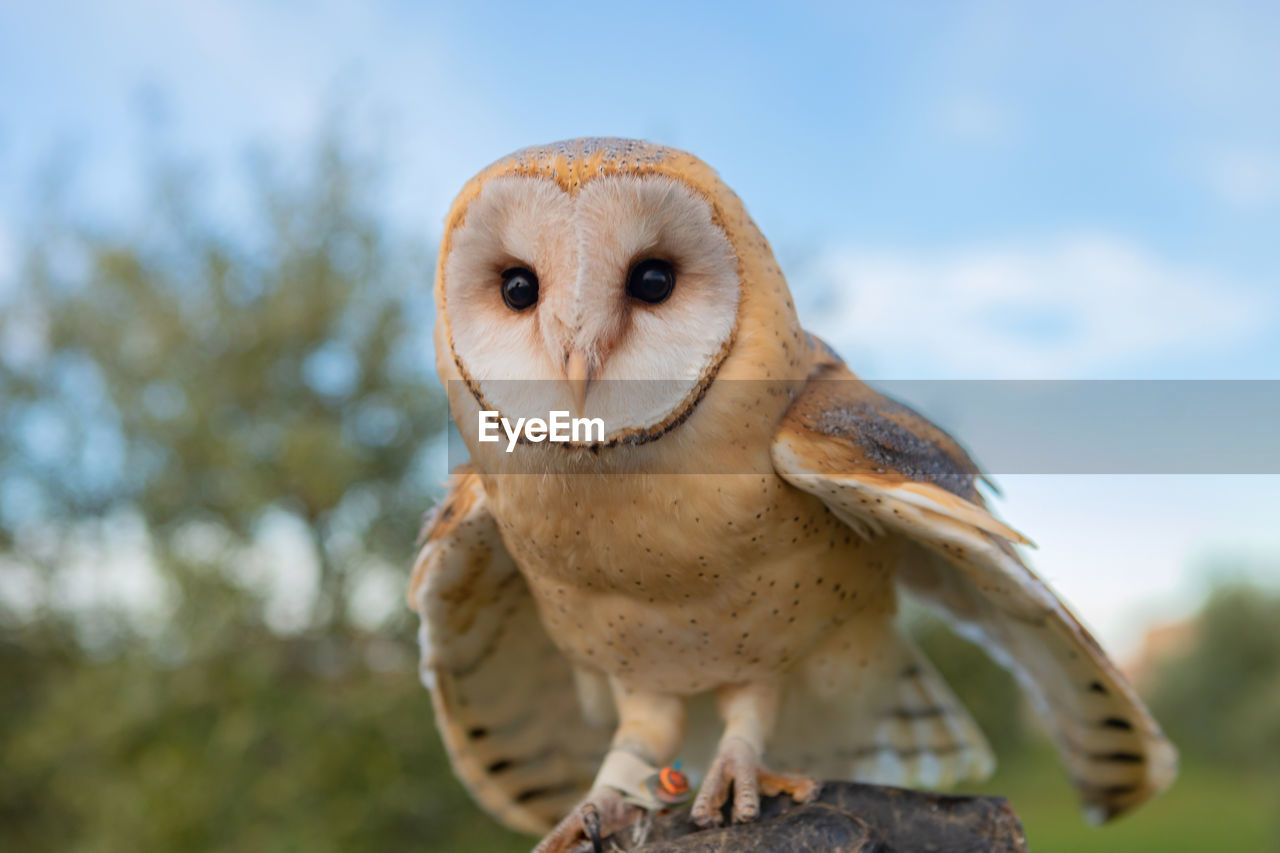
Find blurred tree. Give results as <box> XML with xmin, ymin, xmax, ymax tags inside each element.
<box><xmin>0</xmin><ymin>128</ymin><xmax>536</xmax><ymax>852</ymax></box>
<box><xmin>0</xmin><ymin>616</ymin><xmax>527</xmax><ymax>853</ymax></box>
<box><xmin>1147</xmin><ymin>576</ymin><xmax>1280</xmax><ymax>771</ymax></box>
<box><xmin>0</xmin><ymin>129</ymin><xmax>447</xmax><ymax>631</ymax></box>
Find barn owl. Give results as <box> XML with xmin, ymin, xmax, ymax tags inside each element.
<box><xmin>408</xmin><ymin>138</ymin><xmax>1176</xmax><ymax>852</ymax></box>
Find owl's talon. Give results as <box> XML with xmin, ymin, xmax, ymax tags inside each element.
<box><xmin>690</xmin><ymin>736</ymin><xmax>818</xmax><ymax>828</ymax></box>
<box><xmin>581</xmin><ymin>803</ymin><xmax>603</xmax><ymax>852</ymax></box>
<box><xmin>760</xmin><ymin>768</ymin><xmax>821</xmax><ymax>804</ymax></box>
<box><xmin>533</xmin><ymin>787</ymin><xmax>640</xmax><ymax>853</ymax></box>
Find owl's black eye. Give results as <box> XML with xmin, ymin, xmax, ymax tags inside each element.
<box><xmin>501</xmin><ymin>267</ymin><xmax>539</xmax><ymax>311</ymax></box>
<box><xmin>626</xmin><ymin>258</ymin><xmax>676</xmax><ymax>304</ymax></box>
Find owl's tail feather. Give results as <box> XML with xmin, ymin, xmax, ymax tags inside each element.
<box><xmin>767</xmin><ymin>627</ymin><xmax>995</xmax><ymax>790</ymax></box>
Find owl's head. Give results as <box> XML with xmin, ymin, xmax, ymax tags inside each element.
<box><xmin>436</xmin><ymin>138</ymin><xmax>806</xmax><ymax>451</ymax></box>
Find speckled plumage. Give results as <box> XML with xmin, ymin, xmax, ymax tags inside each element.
<box><xmin>410</xmin><ymin>139</ymin><xmax>1175</xmax><ymax>849</ymax></box>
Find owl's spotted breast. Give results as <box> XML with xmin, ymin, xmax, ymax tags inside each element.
<box><xmin>484</xmin><ymin>470</ymin><xmax>899</xmax><ymax>696</ymax></box>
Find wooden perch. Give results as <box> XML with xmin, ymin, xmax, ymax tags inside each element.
<box><xmin>602</xmin><ymin>781</ymin><xmax>1028</xmax><ymax>852</ymax></box>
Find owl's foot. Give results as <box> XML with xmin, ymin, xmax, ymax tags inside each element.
<box><xmin>532</xmin><ymin>787</ymin><xmax>642</xmax><ymax>853</ymax></box>
<box><xmin>689</xmin><ymin>736</ymin><xmax>820</xmax><ymax>828</ymax></box>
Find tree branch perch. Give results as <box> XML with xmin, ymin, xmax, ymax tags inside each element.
<box><xmin>604</xmin><ymin>781</ymin><xmax>1028</xmax><ymax>852</ymax></box>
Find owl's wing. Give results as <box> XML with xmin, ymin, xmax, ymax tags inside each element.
<box><xmin>407</xmin><ymin>465</ymin><xmax>609</xmax><ymax>835</ymax></box>
<box><xmin>770</xmin><ymin>336</ymin><xmax>1177</xmax><ymax>822</ymax></box>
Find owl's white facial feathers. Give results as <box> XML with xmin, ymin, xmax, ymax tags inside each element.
<box><xmin>444</xmin><ymin>174</ymin><xmax>739</xmax><ymax>434</ymax></box>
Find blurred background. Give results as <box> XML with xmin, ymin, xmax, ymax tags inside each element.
<box><xmin>1</xmin><ymin>2</ymin><xmax>1278</xmax><ymax>851</ymax></box>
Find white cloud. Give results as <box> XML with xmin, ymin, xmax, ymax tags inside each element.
<box><xmin>1207</xmin><ymin>148</ymin><xmax>1280</xmax><ymax>208</ymax></box>
<box><xmin>807</xmin><ymin>235</ymin><xmax>1273</xmax><ymax>378</ymax></box>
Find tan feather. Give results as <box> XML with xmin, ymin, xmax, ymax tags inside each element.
<box><xmin>771</xmin><ymin>351</ymin><xmax>1178</xmax><ymax>821</ymax></box>
<box><xmin>411</xmin><ymin>465</ymin><xmax>610</xmax><ymax>834</ymax></box>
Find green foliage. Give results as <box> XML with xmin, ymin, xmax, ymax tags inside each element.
<box><xmin>1</xmin><ymin>130</ymin><xmax>447</xmax><ymax>629</ymax></box>
<box><xmin>0</xmin><ymin>618</ymin><xmax>528</xmax><ymax>853</ymax></box>
<box><xmin>0</xmin><ymin>131</ymin><xmax>508</xmax><ymax>851</ymax></box>
<box><xmin>1148</xmin><ymin>577</ymin><xmax>1280</xmax><ymax>770</ymax></box>
<box><xmin>962</xmin><ymin>745</ymin><xmax>1280</xmax><ymax>852</ymax></box>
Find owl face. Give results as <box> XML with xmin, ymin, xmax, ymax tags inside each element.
<box><xmin>441</xmin><ymin>171</ymin><xmax>741</xmax><ymax>440</ymax></box>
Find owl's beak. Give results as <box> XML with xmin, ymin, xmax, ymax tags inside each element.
<box><xmin>564</xmin><ymin>350</ymin><xmax>594</xmax><ymax>418</ymax></box>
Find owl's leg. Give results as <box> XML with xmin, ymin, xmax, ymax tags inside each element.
<box><xmin>690</xmin><ymin>681</ymin><xmax>819</xmax><ymax>828</ymax></box>
<box><xmin>533</xmin><ymin>686</ymin><xmax>685</xmax><ymax>853</ymax></box>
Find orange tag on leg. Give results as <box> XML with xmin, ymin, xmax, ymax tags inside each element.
<box><xmin>646</xmin><ymin>763</ymin><xmax>692</xmax><ymax>806</ymax></box>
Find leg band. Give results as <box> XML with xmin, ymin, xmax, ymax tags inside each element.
<box><xmin>595</xmin><ymin>748</ymin><xmax>664</xmax><ymax>810</ymax></box>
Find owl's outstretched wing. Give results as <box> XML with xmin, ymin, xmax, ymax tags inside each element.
<box><xmin>770</xmin><ymin>336</ymin><xmax>1177</xmax><ymax>822</ymax></box>
<box><xmin>407</xmin><ymin>465</ymin><xmax>609</xmax><ymax>834</ymax></box>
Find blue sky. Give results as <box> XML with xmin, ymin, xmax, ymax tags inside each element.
<box><xmin>2</xmin><ymin>0</ymin><xmax>1278</xmax><ymax>650</ymax></box>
